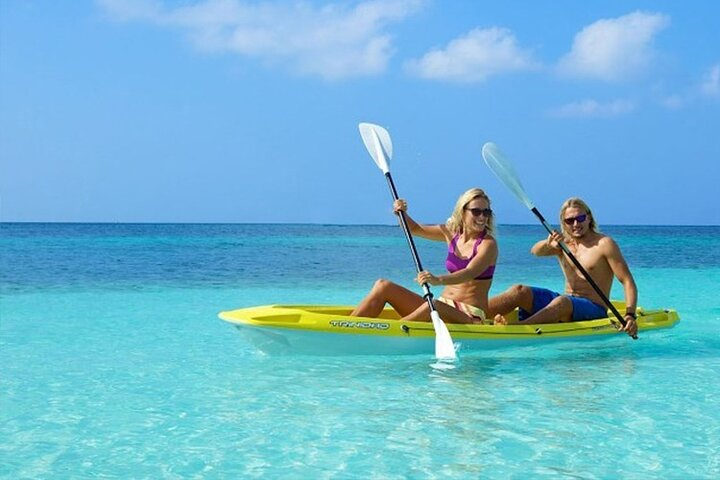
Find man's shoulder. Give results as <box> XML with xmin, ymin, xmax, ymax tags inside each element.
<box><xmin>595</xmin><ymin>232</ymin><xmax>612</xmax><ymax>241</ymax></box>
<box><xmin>579</xmin><ymin>231</ymin><xmax>615</xmax><ymax>249</ymax></box>
<box><xmin>595</xmin><ymin>233</ymin><xmax>621</xmax><ymax>252</ymax></box>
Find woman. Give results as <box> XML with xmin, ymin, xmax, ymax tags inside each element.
<box><xmin>351</xmin><ymin>188</ymin><xmax>499</xmax><ymax>324</ymax></box>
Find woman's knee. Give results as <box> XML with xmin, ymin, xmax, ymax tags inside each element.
<box><xmin>372</xmin><ymin>278</ymin><xmax>395</xmax><ymax>293</ymax></box>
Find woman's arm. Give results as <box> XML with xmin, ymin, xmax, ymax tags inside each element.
<box><xmin>394</xmin><ymin>199</ymin><xmax>447</xmax><ymax>241</ymax></box>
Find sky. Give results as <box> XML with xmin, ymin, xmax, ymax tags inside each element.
<box><xmin>1</xmin><ymin>0</ymin><xmax>719</xmax><ymax>225</ymax></box>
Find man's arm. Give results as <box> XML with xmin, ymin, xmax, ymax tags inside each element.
<box><xmin>531</xmin><ymin>231</ymin><xmax>563</xmax><ymax>257</ymax></box>
<box><xmin>604</xmin><ymin>237</ymin><xmax>638</xmax><ymax>335</ymax></box>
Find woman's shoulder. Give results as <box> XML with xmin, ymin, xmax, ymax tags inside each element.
<box><xmin>440</xmin><ymin>225</ymin><xmax>457</xmax><ymax>243</ymax></box>
<box><xmin>479</xmin><ymin>230</ymin><xmax>496</xmax><ymax>242</ymax></box>
<box><xmin>478</xmin><ymin>232</ymin><xmax>499</xmax><ymax>251</ymax></box>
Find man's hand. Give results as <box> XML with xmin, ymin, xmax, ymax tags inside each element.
<box><xmin>547</xmin><ymin>231</ymin><xmax>563</xmax><ymax>249</ymax></box>
<box><xmin>622</xmin><ymin>315</ymin><xmax>638</xmax><ymax>337</ymax></box>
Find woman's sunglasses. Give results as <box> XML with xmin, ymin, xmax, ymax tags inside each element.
<box><xmin>563</xmin><ymin>214</ymin><xmax>588</xmax><ymax>225</ymax></box>
<box><xmin>466</xmin><ymin>207</ymin><xmax>493</xmax><ymax>217</ymax></box>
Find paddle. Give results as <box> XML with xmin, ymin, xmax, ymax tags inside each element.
<box><xmin>358</xmin><ymin>122</ymin><xmax>457</xmax><ymax>360</ymax></box>
<box><xmin>481</xmin><ymin>142</ymin><xmax>637</xmax><ymax>339</ymax></box>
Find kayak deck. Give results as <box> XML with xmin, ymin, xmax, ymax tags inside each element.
<box><xmin>218</xmin><ymin>303</ymin><xmax>680</xmax><ymax>356</ymax></box>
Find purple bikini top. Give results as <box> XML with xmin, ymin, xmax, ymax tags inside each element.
<box><xmin>445</xmin><ymin>232</ymin><xmax>495</xmax><ymax>280</ymax></box>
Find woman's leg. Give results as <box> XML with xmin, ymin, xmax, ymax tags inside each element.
<box><xmin>401</xmin><ymin>300</ymin><xmax>480</xmax><ymax>324</ymax></box>
<box><xmin>351</xmin><ymin>279</ymin><xmax>425</xmax><ymax>318</ymax></box>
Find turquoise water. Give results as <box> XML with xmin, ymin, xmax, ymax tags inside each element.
<box><xmin>2</xmin><ymin>223</ymin><xmax>719</xmax><ymax>478</ymax></box>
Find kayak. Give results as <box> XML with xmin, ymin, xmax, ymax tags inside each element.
<box><xmin>218</xmin><ymin>303</ymin><xmax>680</xmax><ymax>356</ymax></box>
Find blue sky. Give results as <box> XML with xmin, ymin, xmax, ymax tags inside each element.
<box><xmin>1</xmin><ymin>0</ymin><xmax>719</xmax><ymax>225</ymax></box>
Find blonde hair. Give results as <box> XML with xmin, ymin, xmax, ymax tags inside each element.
<box><xmin>446</xmin><ymin>188</ymin><xmax>495</xmax><ymax>236</ymax></box>
<box><xmin>559</xmin><ymin>197</ymin><xmax>599</xmax><ymax>236</ymax></box>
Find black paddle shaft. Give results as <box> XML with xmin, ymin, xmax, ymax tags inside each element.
<box><xmin>384</xmin><ymin>172</ymin><xmax>437</xmax><ymax>312</ymax></box>
<box><xmin>530</xmin><ymin>207</ymin><xmax>637</xmax><ymax>339</ymax></box>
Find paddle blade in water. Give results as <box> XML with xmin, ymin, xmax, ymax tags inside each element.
<box><xmin>431</xmin><ymin>310</ymin><xmax>457</xmax><ymax>360</ymax></box>
<box><xmin>481</xmin><ymin>142</ymin><xmax>535</xmax><ymax>210</ymax></box>
<box><xmin>359</xmin><ymin>123</ymin><xmax>458</xmax><ymax>357</ymax></box>
<box><xmin>359</xmin><ymin>123</ymin><xmax>392</xmax><ymax>173</ymax></box>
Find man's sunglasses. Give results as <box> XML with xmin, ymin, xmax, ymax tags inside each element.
<box><xmin>466</xmin><ymin>207</ymin><xmax>493</xmax><ymax>217</ymax></box>
<box><xmin>563</xmin><ymin>214</ymin><xmax>588</xmax><ymax>225</ymax></box>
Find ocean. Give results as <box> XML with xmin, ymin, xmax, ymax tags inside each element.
<box><xmin>2</xmin><ymin>223</ymin><xmax>719</xmax><ymax>478</ymax></box>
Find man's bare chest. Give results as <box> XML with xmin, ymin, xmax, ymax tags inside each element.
<box><xmin>562</xmin><ymin>246</ymin><xmax>608</xmax><ymax>273</ymax></box>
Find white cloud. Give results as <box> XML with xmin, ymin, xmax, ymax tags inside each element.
<box><xmin>549</xmin><ymin>99</ymin><xmax>635</xmax><ymax>118</ymax></box>
<box><xmin>98</xmin><ymin>0</ymin><xmax>425</xmax><ymax>80</ymax></box>
<box><xmin>659</xmin><ymin>94</ymin><xmax>685</xmax><ymax>110</ymax></box>
<box><xmin>700</xmin><ymin>64</ymin><xmax>720</xmax><ymax>97</ymax></box>
<box><xmin>653</xmin><ymin>63</ymin><xmax>720</xmax><ymax>109</ymax></box>
<box><xmin>404</xmin><ymin>27</ymin><xmax>537</xmax><ymax>83</ymax></box>
<box><xmin>557</xmin><ymin>11</ymin><xmax>669</xmax><ymax>82</ymax></box>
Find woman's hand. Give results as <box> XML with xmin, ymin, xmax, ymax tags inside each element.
<box><xmin>417</xmin><ymin>270</ymin><xmax>442</xmax><ymax>286</ymax></box>
<box><xmin>393</xmin><ymin>199</ymin><xmax>407</xmax><ymax>215</ymax></box>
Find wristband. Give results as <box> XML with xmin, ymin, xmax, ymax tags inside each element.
<box><xmin>625</xmin><ymin>311</ymin><xmax>637</xmax><ymax>320</ymax></box>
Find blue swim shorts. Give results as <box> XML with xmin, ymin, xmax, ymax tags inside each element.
<box><xmin>518</xmin><ymin>286</ymin><xmax>608</xmax><ymax>322</ymax></box>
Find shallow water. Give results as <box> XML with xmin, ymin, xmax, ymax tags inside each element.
<box><xmin>2</xmin><ymin>223</ymin><xmax>718</xmax><ymax>478</ymax></box>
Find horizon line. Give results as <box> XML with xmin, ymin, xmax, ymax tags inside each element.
<box><xmin>2</xmin><ymin>221</ymin><xmax>719</xmax><ymax>228</ymax></box>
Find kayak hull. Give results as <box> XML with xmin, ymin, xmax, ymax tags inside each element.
<box><xmin>218</xmin><ymin>304</ymin><xmax>679</xmax><ymax>356</ymax></box>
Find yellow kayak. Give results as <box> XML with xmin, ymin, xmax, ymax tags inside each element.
<box><xmin>218</xmin><ymin>302</ymin><xmax>680</xmax><ymax>356</ymax></box>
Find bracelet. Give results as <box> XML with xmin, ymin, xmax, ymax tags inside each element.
<box><xmin>625</xmin><ymin>311</ymin><xmax>637</xmax><ymax>320</ymax></box>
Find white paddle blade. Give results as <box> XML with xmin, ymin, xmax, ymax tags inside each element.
<box><xmin>430</xmin><ymin>311</ymin><xmax>457</xmax><ymax>360</ymax></box>
<box><xmin>481</xmin><ymin>142</ymin><xmax>535</xmax><ymax>210</ymax></box>
<box><xmin>359</xmin><ymin>123</ymin><xmax>392</xmax><ymax>173</ymax></box>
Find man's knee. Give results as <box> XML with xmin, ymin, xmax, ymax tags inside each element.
<box><xmin>507</xmin><ymin>284</ymin><xmax>532</xmax><ymax>301</ymax></box>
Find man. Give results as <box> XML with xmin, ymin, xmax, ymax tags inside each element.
<box><xmin>490</xmin><ymin>197</ymin><xmax>638</xmax><ymax>337</ymax></box>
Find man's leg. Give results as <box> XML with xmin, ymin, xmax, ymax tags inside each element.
<box><xmin>488</xmin><ymin>284</ymin><xmax>535</xmax><ymax>317</ymax></box>
<box><xmin>567</xmin><ymin>296</ymin><xmax>608</xmax><ymax>321</ymax></box>
<box><xmin>521</xmin><ymin>295</ymin><xmax>573</xmax><ymax>324</ymax></box>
